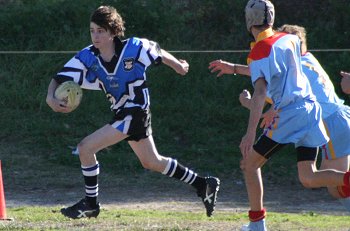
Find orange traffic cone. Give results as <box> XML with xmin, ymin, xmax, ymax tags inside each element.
<box><xmin>0</xmin><ymin>160</ymin><xmax>8</xmax><ymax>220</ymax></box>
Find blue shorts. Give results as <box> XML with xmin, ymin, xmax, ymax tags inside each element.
<box><xmin>264</xmin><ymin>100</ymin><xmax>329</xmax><ymax>147</ymax></box>
<box><xmin>322</xmin><ymin>106</ymin><xmax>350</xmax><ymax>160</ymax></box>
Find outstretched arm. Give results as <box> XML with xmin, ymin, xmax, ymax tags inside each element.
<box><xmin>161</xmin><ymin>49</ymin><xmax>189</xmax><ymax>76</ymax></box>
<box><xmin>208</xmin><ymin>60</ymin><xmax>251</xmax><ymax>77</ymax></box>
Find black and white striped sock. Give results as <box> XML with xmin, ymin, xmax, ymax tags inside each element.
<box><xmin>162</xmin><ymin>158</ymin><xmax>205</xmax><ymax>190</ymax></box>
<box><xmin>81</xmin><ymin>162</ymin><xmax>99</xmax><ymax>208</ymax></box>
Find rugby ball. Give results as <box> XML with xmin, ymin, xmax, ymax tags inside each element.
<box><xmin>54</xmin><ymin>81</ymin><xmax>83</xmax><ymax>112</ymax></box>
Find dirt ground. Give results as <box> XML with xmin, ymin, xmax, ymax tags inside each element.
<box><xmin>5</xmin><ymin>171</ymin><xmax>348</xmax><ymax>216</ymax></box>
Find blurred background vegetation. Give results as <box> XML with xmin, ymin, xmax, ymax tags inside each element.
<box><xmin>0</xmin><ymin>0</ymin><xmax>349</xmax><ymax>187</ymax></box>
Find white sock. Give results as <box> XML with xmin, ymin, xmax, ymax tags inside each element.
<box><xmin>241</xmin><ymin>219</ymin><xmax>267</xmax><ymax>231</ymax></box>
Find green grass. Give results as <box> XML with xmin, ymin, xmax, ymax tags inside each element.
<box><xmin>1</xmin><ymin>207</ymin><xmax>349</xmax><ymax>231</ymax></box>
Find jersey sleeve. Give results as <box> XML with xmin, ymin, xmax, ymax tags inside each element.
<box><xmin>54</xmin><ymin>56</ymin><xmax>85</xmax><ymax>84</ymax></box>
<box><xmin>54</xmin><ymin>49</ymin><xmax>101</xmax><ymax>90</ymax></box>
<box><xmin>248</xmin><ymin>32</ymin><xmax>289</xmax><ymax>87</ymax></box>
<box><xmin>138</xmin><ymin>38</ymin><xmax>162</xmax><ymax>68</ymax></box>
<box><xmin>249</xmin><ymin>59</ymin><xmax>270</xmax><ymax>86</ymax></box>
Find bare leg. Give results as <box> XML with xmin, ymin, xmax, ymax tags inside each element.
<box><xmin>297</xmin><ymin>160</ymin><xmax>346</xmax><ymax>188</ymax></box>
<box><xmin>61</xmin><ymin>124</ymin><xmax>128</xmax><ymax>219</ymax></box>
<box><xmin>320</xmin><ymin>156</ymin><xmax>350</xmax><ymax>198</ymax></box>
<box><xmin>129</xmin><ymin>135</ymin><xmax>220</xmax><ymax>217</ymax></box>
<box><xmin>240</xmin><ymin>150</ymin><xmax>267</xmax><ymax>211</ymax></box>
<box><xmin>78</xmin><ymin>124</ymin><xmax>128</xmax><ymax>166</ymax></box>
<box><xmin>128</xmin><ymin>135</ymin><xmax>168</xmax><ymax>172</ymax></box>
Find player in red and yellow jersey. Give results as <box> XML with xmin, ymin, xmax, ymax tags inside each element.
<box><xmin>209</xmin><ymin>1</ymin><xmax>350</xmax><ymax>230</ymax></box>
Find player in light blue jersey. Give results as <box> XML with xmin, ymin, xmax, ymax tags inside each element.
<box><xmin>46</xmin><ymin>5</ymin><xmax>219</xmax><ymax>219</ymax></box>
<box><xmin>278</xmin><ymin>24</ymin><xmax>350</xmax><ymax>212</ymax></box>
<box><xmin>209</xmin><ymin>1</ymin><xmax>350</xmax><ymax>230</ymax></box>
<box><xmin>217</xmin><ymin>24</ymin><xmax>350</xmax><ymax>214</ymax></box>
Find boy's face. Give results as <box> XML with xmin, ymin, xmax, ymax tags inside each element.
<box><xmin>90</xmin><ymin>22</ymin><xmax>114</xmax><ymax>49</ymax></box>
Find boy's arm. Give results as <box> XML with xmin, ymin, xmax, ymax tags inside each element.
<box><xmin>239</xmin><ymin>89</ymin><xmax>278</xmax><ymax>129</ymax></box>
<box><xmin>209</xmin><ymin>60</ymin><xmax>251</xmax><ymax>77</ymax></box>
<box><xmin>46</xmin><ymin>79</ymin><xmax>71</xmax><ymax>113</ymax></box>
<box><xmin>161</xmin><ymin>49</ymin><xmax>189</xmax><ymax>76</ymax></box>
<box><xmin>239</xmin><ymin>78</ymin><xmax>267</xmax><ymax>158</ymax></box>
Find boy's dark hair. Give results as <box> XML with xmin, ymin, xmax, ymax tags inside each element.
<box><xmin>90</xmin><ymin>6</ymin><xmax>125</xmax><ymax>38</ymax></box>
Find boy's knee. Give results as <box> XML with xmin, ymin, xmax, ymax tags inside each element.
<box><xmin>77</xmin><ymin>140</ymin><xmax>93</xmax><ymax>155</ymax></box>
<box><xmin>297</xmin><ymin>160</ymin><xmax>318</xmax><ymax>188</ymax></box>
<box><xmin>139</xmin><ymin>159</ymin><xmax>152</xmax><ymax>170</ymax></box>
<box><xmin>77</xmin><ymin>142</ymin><xmax>86</xmax><ymax>155</ymax></box>
<box><xmin>139</xmin><ymin>157</ymin><xmax>161</xmax><ymax>171</ymax></box>
<box><xmin>298</xmin><ymin>173</ymin><xmax>315</xmax><ymax>188</ymax></box>
<box><xmin>241</xmin><ymin>159</ymin><xmax>260</xmax><ymax>173</ymax></box>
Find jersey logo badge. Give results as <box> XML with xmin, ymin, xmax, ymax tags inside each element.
<box><xmin>123</xmin><ymin>58</ymin><xmax>134</xmax><ymax>71</ymax></box>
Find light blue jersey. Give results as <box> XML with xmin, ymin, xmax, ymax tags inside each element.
<box><xmin>249</xmin><ymin>32</ymin><xmax>315</xmax><ymax>110</ymax></box>
<box><xmin>248</xmin><ymin>29</ymin><xmax>328</xmax><ymax>147</ymax></box>
<box><xmin>302</xmin><ymin>52</ymin><xmax>344</xmax><ymax>118</ymax></box>
<box><xmin>302</xmin><ymin>52</ymin><xmax>350</xmax><ymax>159</ymax></box>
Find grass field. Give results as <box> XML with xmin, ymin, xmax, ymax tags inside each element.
<box><xmin>2</xmin><ymin>207</ymin><xmax>350</xmax><ymax>231</ymax></box>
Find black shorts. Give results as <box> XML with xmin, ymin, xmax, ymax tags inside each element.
<box><xmin>253</xmin><ymin>135</ymin><xmax>318</xmax><ymax>162</ymax></box>
<box><xmin>110</xmin><ymin>107</ymin><xmax>152</xmax><ymax>142</ymax></box>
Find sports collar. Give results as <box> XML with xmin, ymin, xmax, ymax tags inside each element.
<box><xmin>250</xmin><ymin>28</ymin><xmax>275</xmax><ymax>49</ymax></box>
<box><xmin>91</xmin><ymin>38</ymin><xmax>124</xmax><ymax>56</ymax></box>
<box><xmin>114</xmin><ymin>38</ymin><xmax>124</xmax><ymax>56</ymax></box>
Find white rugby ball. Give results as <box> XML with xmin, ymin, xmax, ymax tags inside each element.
<box><xmin>54</xmin><ymin>81</ymin><xmax>83</xmax><ymax>112</ymax></box>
